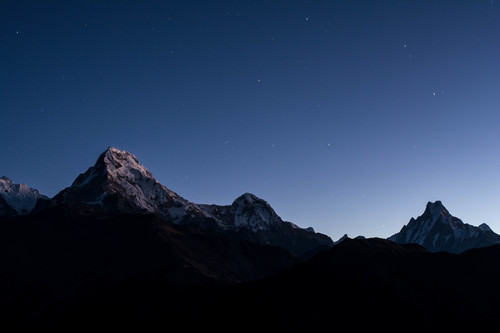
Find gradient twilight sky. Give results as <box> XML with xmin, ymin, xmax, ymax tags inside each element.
<box><xmin>2</xmin><ymin>1</ymin><xmax>500</xmax><ymax>239</ymax></box>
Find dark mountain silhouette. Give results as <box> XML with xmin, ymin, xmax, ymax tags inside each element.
<box><xmin>10</xmin><ymin>236</ymin><xmax>496</xmax><ymax>330</ymax></box>
<box><xmin>0</xmin><ymin>207</ymin><xmax>299</xmax><ymax>329</ymax></box>
<box><xmin>176</xmin><ymin>237</ymin><xmax>500</xmax><ymax>331</ymax></box>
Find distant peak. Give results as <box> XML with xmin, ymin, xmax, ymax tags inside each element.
<box><xmin>478</xmin><ymin>223</ymin><xmax>492</xmax><ymax>232</ymax></box>
<box><xmin>424</xmin><ymin>200</ymin><xmax>450</xmax><ymax>217</ymax></box>
<box><xmin>334</xmin><ymin>234</ymin><xmax>350</xmax><ymax>245</ymax></box>
<box><xmin>0</xmin><ymin>177</ymin><xmax>47</xmax><ymax>213</ymax></box>
<box><xmin>426</xmin><ymin>200</ymin><xmax>443</xmax><ymax>208</ymax></box>
<box><xmin>233</xmin><ymin>193</ymin><xmax>263</xmax><ymax>205</ymax></box>
<box><xmin>242</xmin><ymin>192</ymin><xmax>258</xmax><ymax>200</ymax></box>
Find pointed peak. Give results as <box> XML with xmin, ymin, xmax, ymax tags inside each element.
<box><xmin>426</xmin><ymin>200</ymin><xmax>443</xmax><ymax>209</ymax></box>
<box><xmin>0</xmin><ymin>177</ymin><xmax>47</xmax><ymax>213</ymax></box>
<box><xmin>334</xmin><ymin>234</ymin><xmax>350</xmax><ymax>245</ymax></box>
<box><xmin>478</xmin><ymin>223</ymin><xmax>492</xmax><ymax>232</ymax></box>
<box><xmin>232</xmin><ymin>193</ymin><xmax>271</xmax><ymax>207</ymax></box>
<box><xmin>104</xmin><ymin>146</ymin><xmax>126</xmax><ymax>155</ymax></box>
<box><xmin>102</xmin><ymin>147</ymin><xmax>138</xmax><ymax>161</ymax></box>
<box><xmin>424</xmin><ymin>200</ymin><xmax>450</xmax><ymax>217</ymax></box>
<box><xmin>95</xmin><ymin>147</ymin><xmax>145</xmax><ymax>173</ymax></box>
<box><xmin>70</xmin><ymin>147</ymin><xmax>155</xmax><ymax>190</ymax></box>
<box><xmin>235</xmin><ymin>192</ymin><xmax>260</xmax><ymax>202</ymax></box>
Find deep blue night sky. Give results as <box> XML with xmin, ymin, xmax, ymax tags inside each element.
<box><xmin>2</xmin><ymin>1</ymin><xmax>500</xmax><ymax>239</ymax></box>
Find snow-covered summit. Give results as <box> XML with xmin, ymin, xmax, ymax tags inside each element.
<box><xmin>54</xmin><ymin>147</ymin><xmax>209</xmax><ymax>222</ymax></box>
<box><xmin>231</xmin><ymin>193</ymin><xmax>283</xmax><ymax>231</ymax></box>
<box><xmin>0</xmin><ymin>176</ymin><xmax>48</xmax><ymax>214</ymax></box>
<box><xmin>233</xmin><ymin>193</ymin><xmax>262</xmax><ymax>205</ymax></box>
<box><xmin>72</xmin><ymin>147</ymin><xmax>155</xmax><ymax>188</ymax></box>
<box><xmin>388</xmin><ymin>201</ymin><xmax>500</xmax><ymax>253</ymax></box>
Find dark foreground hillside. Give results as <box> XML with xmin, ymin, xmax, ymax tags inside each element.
<box><xmin>0</xmin><ymin>208</ymin><xmax>299</xmax><ymax>329</ymax></box>
<box><xmin>1</xmin><ymin>210</ymin><xmax>499</xmax><ymax>330</ymax></box>
<box><xmin>193</xmin><ymin>238</ymin><xmax>500</xmax><ymax>331</ymax></box>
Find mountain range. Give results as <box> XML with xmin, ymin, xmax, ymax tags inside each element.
<box><xmin>31</xmin><ymin>147</ymin><xmax>333</xmax><ymax>257</ymax></box>
<box><xmin>3</xmin><ymin>147</ymin><xmax>498</xmax><ymax>254</ymax></box>
<box><xmin>1</xmin><ymin>147</ymin><xmax>500</xmax><ymax>329</ymax></box>
<box><xmin>185</xmin><ymin>238</ymin><xmax>500</xmax><ymax>331</ymax></box>
<box><xmin>389</xmin><ymin>200</ymin><xmax>500</xmax><ymax>253</ymax></box>
<box><xmin>0</xmin><ymin>176</ymin><xmax>47</xmax><ymax>215</ymax></box>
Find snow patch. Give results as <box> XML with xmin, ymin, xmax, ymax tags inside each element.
<box><xmin>0</xmin><ymin>177</ymin><xmax>48</xmax><ymax>213</ymax></box>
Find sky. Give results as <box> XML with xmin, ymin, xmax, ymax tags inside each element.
<box><xmin>1</xmin><ymin>1</ymin><xmax>500</xmax><ymax>239</ymax></box>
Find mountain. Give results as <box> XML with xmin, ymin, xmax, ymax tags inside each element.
<box><xmin>41</xmin><ymin>237</ymin><xmax>497</xmax><ymax>330</ymax></box>
<box><xmin>0</xmin><ymin>195</ymin><xmax>18</xmax><ymax>216</ymax></box>
<box><xmin>199</xmin><ymin>193</ymin><xmax>333</xmax><ymax>257</ymax></box>
<box><xmin>388</xmin><ymin>200</ymin><xmax>500</xmax><ymax>253</ymax></box>
<box><xmin>0</xmin><ymin>208</ymin><xmax>299</xmax><ymax>329</ymax></box>
<box><xmin>333</xmin><ymin>233</ymin><xmax>366</xmax><ymax>245</ymax></box>
<box><xmin>3</xmin><ymin>148</ymin><xmax>500</xmax><ymax>329</ymax></box>
<box><xmin>177</xmin><ymin>238</ymin><xmax>500</xmax><ymax>330</ymax></box>
<box><xmin>41</xmin><ymin>147</ymin><xmax>332</xmax><ymax>257</ymax></box>
<box><xmin>47</xmin><ymin>147</ymin><xmax>211</xmax><ymax>222</ymax></box>
<box><xmin>0</xmin><ymin>176</ymin><xmax>48</xmax><ymax>215</ymax></box>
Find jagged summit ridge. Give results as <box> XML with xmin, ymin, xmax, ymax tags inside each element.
<box><xmin>0</xmin><ymin>176</ymin><xmax>48</xmax><ymax>214</ymax></box>
<box><xmin>424</xmin><ymin>200</ymin><xmax>448</xmax><ymax>217</ymax></box>
<box><xmin>53</xmin><ymin>147</ymin><xmax>209</xmax><ymax>222</ymax></box>
<box><xmin>388</xmin><ymin>201</ymin><xmax>500</xmax><ymax>253</ymax></box>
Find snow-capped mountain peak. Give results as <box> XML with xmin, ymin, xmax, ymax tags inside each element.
<box><xmin>72</xmin><ymin>147</ymin><xmax>155</xmax><ymax>187</ymax></box>
<box><xmin>0</xmin><ymin>176</ymin><xmax>48</xmax><ymax>214</ymax></box>
<box><xmin>231</xmin><ymin>193</ymin><xmax>282</xmax><ymax>231</ymax></box>
<box><xmin>388</xmin><ymin>201</ymin><xmax>500</xmax><ymax>253</ymax></box>
<box><xmin>102</xmin><ymin>147</ymin><xmax>155</xmax><ymax>182</ymax></box>
<box><xmin>54</xmin><ymin>147</ymin><xmax>210</xmax><ymax>222</ymax></box>
<box><xmin>234</xmin><ymin>193</ymin><xmax>261</xmax><ymax>205</ymax></box>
